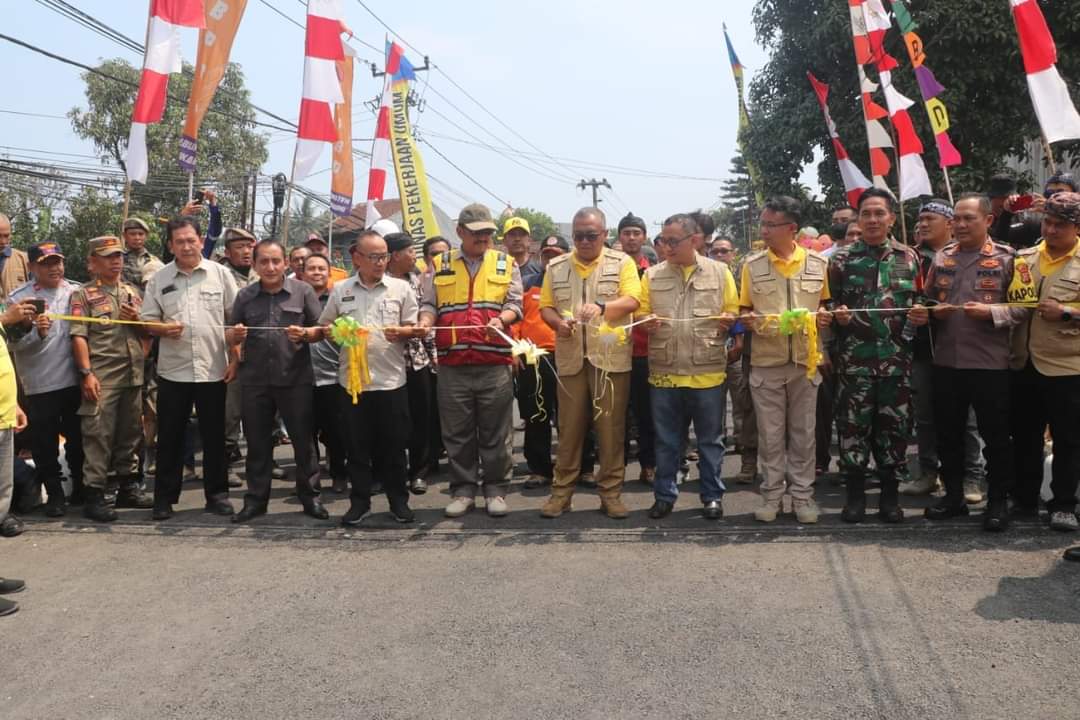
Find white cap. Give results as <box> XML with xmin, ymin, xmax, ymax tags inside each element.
<box><xmin>370</xmin><ymin>218</ymin><xmax>400</xmax><ymax>237</ymax></box>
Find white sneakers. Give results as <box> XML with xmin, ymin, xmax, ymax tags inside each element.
<box><xmin>444</xmin><ymin>497</ymin><xmax>475</xmax><ymax>518</ymax></box>
<box><xmin>754</xmin><ymin>500</ymin><xmax>780</xmax><ymax>523</ymax></box>
<box><xmin>444</xmin><ymin>496</ymin><xmax>509</xmax><ymax>518</ymax></box>
<box><xmin>1049</xmin><ymin>511</ymin><xmax>1079</xmax><ymax>532</ymax></box>
<box><xmin>963</xmin><ymin>478</ymin><xmax>985</xmax><ymax>504</ymax></box>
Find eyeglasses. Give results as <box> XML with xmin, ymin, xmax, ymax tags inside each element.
<box><xmin>573</xmin><ymin>232</ymin><xmax>604</xmax><ymax>243</ymax></box>
<box><xmin>759</xmin><ymin>221</ymin><xmax>794</xmax><ymax>229</ymax></box>
<box><xmin>657</xmin><ymin>234</ymin><xmax>693</xmax><ymax>247</ymax></box>
<box><xmin>360</xmin><ymin>253</ymin><xmax>390</xmax><ymax>263</ymax></box>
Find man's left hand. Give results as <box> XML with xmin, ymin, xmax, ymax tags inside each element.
<box><xmin>486</xmin><ymin>316</ymin><xmax>507</xmax><ymax>340</ymax></box>
<box><xmin>1038</xmin><ymin>298</ymin><xmax>1066</xmax><ymax>321</ymax></box>
<box><xmin>286</xmin><ymin>325</ymin><xmax>307</xmax><ymax>343</ymax></box>
<box><xmin>963</xmin><ymin>302</ymin><xmax>992</xmax><ymax>321</ymax></box>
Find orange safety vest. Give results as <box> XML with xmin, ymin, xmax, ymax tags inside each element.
<box><xmin>432</xmin><ymin>249</ymin><xmax>513</xmax><ymax>366</ymax></box>
<box><xmin>514</xmin><ymin>284</ymin><xmax>555</xmax><ymax>351</ymax></box>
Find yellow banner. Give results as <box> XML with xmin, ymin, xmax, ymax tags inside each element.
<box><xmin>330</xmin><ymin>46</ymin><xmax>355</xmax><ymax>216</ymax></box>
<box><xmin>389</xmin><ymin>79</ymin><xmax>441</xmax><ymax>244</ymax></box>
<box><xmin>178</xmin><ymin>0</ymin><xmax>248</xmax><ymax>172</ymax></box>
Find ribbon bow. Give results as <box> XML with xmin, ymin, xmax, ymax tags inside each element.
<box><xmin>331</xmin><ymin>316</ymin><xmax>372</xmax><ymax>404</ymax></box>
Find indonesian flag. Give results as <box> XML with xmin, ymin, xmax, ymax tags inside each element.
<box><xmin>848</xmin><ymin>0</ymin><xmax>893</xmax><ymax>191</ymax></box>
<box><xmin>860</xmin><ymin>0</ymin><xmax>933</xmax><ymax>200</ymax></box>
<box><xmin>1010</xmin><ymin>0</ymin><xmax>1080</xmax><ymax>144</ymax></box>
<box><xmin>808</xmin><ymin>73</ymin><xmax>873</xmax><ymax>209</ymax></box>
<box><xmin>363</xmin><ymin>42</ymin><xmax>406</xmax><ymax>227</ymax></box>
<box><xmin>126</xmin><ymin>0</ymin><xmax>205</xmax><ymax>184</ymax></box>
<box><xmin>292</xmin><ymin>0</ymin><xmax>349</xmax><ymax>181</ymax></box>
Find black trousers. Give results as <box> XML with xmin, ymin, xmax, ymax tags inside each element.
<box><xmin>816</xmin><ymin>366</ymin><xmax>836</xmax><ymax>471</ymax></box>
<box><xmin>628</xmin><ymin>356</ymin><xmax>656</xmax><ymax>468</ymax></box>
<box><xmin>243</xmin><ymin>384</ymin><xmax>318</xmax><ymax>507</ymax></box>
<box><xmin>155</xmin><ymin>378</ymin><xmax>228</xmax><ymax>505</ymax></box>
<box><xmin>1011</xmin><ymin>364</ymin><xmax>1080</xmax><ymax>512</ymax></box>
<box><xmin>313</xmin><ymin>384</ymin><xmax>347</xmax><ymax>482</ymax></box>
<box><xmin>932</xmin><ymin>367</ymin><xmax>1012</xmax><ymax>504</ymax></box>
<box><xmin>344</xmin><ymin>385</ymin><xmax>410</xmax><ymax>503</ymax></box>
<box><xmin>517</xmin><ymin>357</ymin><xmax>557</xmax><ymax>478</ymax></box>
<box><xmin>27</xmin><ymin>385</ymin><xmax>83</xmax><ymax>503</ymax></box>
<box><xmin>405</xmin><ymin>366</ymin><xmax>441</xmax><ymax>477</ymax></box>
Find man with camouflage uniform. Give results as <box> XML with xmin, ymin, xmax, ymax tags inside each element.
<box><xmin>220</xmin><ymin>228</ymin><xmax>259</xmax><ymax>483</ymax></box>
<box><xmin>828</xmin><ymin>189</ymin><xmax>928</xmax><ymax>523</ymax></box>
<box><xmin>70</xmin><ymin>236</ymin><xmax>154</xmax><ymax>522</ymax></box>
<box><xmin>121</xmin><ymin>217</ymin><xmax>165</xmax><ymax>479</ymax></box>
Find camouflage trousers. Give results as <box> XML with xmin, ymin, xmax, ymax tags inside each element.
<box><xmin>836</xmin><ymin>374</ymin><xmax>912</xmax><ymax>482</ymax></box>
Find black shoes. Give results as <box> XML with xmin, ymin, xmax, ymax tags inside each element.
<box><xmin>702</xmin><ymin>500</ymin><xmax>723</xmax><ymax>521</ymax></box>
<box><xmin>232</xmin><ymin>503</ymin><xmax>268</xmax><ymax>523</ymax></box>
<box><xmin>925</xmin><ymin>499</ymin><xmax>970</xmax><ymax>521</ymax></box>
<box><xmin>43</xmin><ymin>500</ymin><xmax>66</xmax><ymax>518</ymax></box>
<box><xmin>841</xmin><ymin>500</ymin><xmax>867</xmax><ymax>524</ymax></box>
<box><xmin>341</xmin><ymin>503</ymin><xmax>371</xmax><ymax>526</ymax></box>
<box><xmin>0</xmin><ymin>597</ymin><xmax>17</xmax><ymax>617</ymax></box>
<box><xmin>83</xmin><ymin>489</ymin><xmax>118</xmax><ymax>523</ymax></box>
<box><xmin>1063</xmin><ymin>546</ymin><xmax>1080</xmax><ymax>562</ymax></box>
<box><xmin>983</xmin><ymin>501</ymin><xmax>1010</xmax><ymax>532</ymax></box>
<box><xmin>408</xmin><ymin>477</ymin><xmax>428</xmax><ymax>495</ymax></box>
<box><xmin>648</xmin><ymin>500</ymin><xmax>674</xmax><ymax>519</ymax></box>
<box><xmin>205</xmin><ymin>499</ymin><xmax>235</xmax><ymax>517</ymax></box>
<box><xmin>151</xmin><ymin>503</ymin><xmax>173</xmax><ymax>521</ymax></box>
<box><xmin>878</xmin><ymin>505</ymin><xmax>905</xmax><ymax>524</ymax></box>
<box><xmin>331</xmin><ymin>476</ymin><xmax>349</xmax><ymax>495</ymax></box>
<box><xmin>0</xmin><ymin>577</ymin><xmax>25</xmax><ymax>594</ymax></box>
<box><xmin>302</xmin><ymin>499</ymin><xmax>330</xmax><ymax>521</ymax></box>
<box><xmin>389</xmin><ymin>498</ymin><xmax>415</xmax><ymax>523</ymax></box>
<box><xmin>116</xmin><ymin>488</ymin><xmax>154</xmax><ymax>509</ymax></box>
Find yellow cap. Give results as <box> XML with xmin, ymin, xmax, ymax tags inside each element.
<box><xmin>502</xmin><ymin>217</ymin><xmax>531</xmax><ymax>236</ymax></box>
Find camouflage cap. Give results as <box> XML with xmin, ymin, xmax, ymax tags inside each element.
<box><xmin>122</xmin><ymin>217</ymin><xmax>150</xmax><ymax>232</ymax></box>
<box><xmin>458</xmin><ymin>203</ymin><xmax>497</xmax><ymax>232</ymax></box>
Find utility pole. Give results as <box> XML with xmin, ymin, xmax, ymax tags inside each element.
<box><xmin>578</xmin><ymin>178</ymin><xmax>611</xmax><ymax>208</ymax></box>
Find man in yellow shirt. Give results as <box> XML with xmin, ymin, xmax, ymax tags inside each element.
<box><xmin>638</xmin><ymin>214</ymin><xmax>739</xmax><ymax>519</ymax></box>
<box><xmin>1009</xmin><ymin>192</ymin><xmax>1080</xmax><ymax>532</ymax></box>
<box><xmin>740</xmin><ymin>196</ymin><xmax>833</xmax><ymax>524</ymax></box>
<box><xmin>0</xmin><ymin>308</ymin><xmax>30</xmax><ymax>615</ymax></box>
<box><xmin>538</xmin><ymin>208</ymin><xmax>641</xmax><ymax>519</ymax></box>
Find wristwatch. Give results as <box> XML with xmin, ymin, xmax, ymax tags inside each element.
<box><xmin>596</xmin><ymin>301</ymin><xmax>607</xmax><ymax>314</ymax></box>
<box><xmin>78</xmin><ymin>367</ymin><xmax>93</xmax><ymax>377</ymax></box>
<box><xmin>1063</xmin><ymin>309</ymin><xmax>1074</xmax><ymax>323</ymax></box>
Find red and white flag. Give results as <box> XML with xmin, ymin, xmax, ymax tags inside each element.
<box><xmin>293</xmin><ymin>0</ymin><xmax>349</xmax><ymax>181</ymax></box>
<box><xmin>808</xmin><ymin>72</ymin><xmax>872</xmax><ymax>209</ymax></box>
<box><xmin>126</xmin><ymin>0</ymin><xmax>205</xmax><ymax>184</ymax></box>
<box><xmin>848</xmin><ymin>0</ymin><xmax>893</xmax><ymax>192</ymax></box>
<box><xmin>363</xmin><ymin>42</ymin><xmax>405</xmax><ymax>227</ymax></box>
<box><xmin>1010</xmin><ymin>0</ymin><xmax>1080</xmax><ymax>144</ymax></box>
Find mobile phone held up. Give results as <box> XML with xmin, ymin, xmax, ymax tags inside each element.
<box><xmin>193</xmin><ymin>189</ymin><xmax>205</xmax><ymax>205</ymax></box>
<box><xmin>29</xmin><ymin>299</ymin><xmax>45</xmax><ymax>315</ymax></box>
<box><xmin>1012</xmin><ymin>194</ymin><xmax>1035</xmax><ymax>212</ymax></box>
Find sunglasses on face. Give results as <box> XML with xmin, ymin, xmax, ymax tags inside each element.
<box><xmin>573</xmin><ymin>232</ymin><xmax>604</xmax><ymax>243</ymax></box>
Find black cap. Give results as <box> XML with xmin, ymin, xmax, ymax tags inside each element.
<box><xmin>384</xmin><ymin>232</ymin><xmax>413</xmax><ymax>253</ymax></box>
<box><xmin>540</xmin><ymin>235</ymin><xmax>570</xmax><ymax>254</ymax></box>
<box><xmin>988</xmin><ymin>173</ymin><xmax>1017</xmax><ymax>199</ymax></box>
<box><xmin>617</xmin><ymin>212</ymin><xmax>647</xmax><ymax>234</ymax></box>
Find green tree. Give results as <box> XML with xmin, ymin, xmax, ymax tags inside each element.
<box><xmin>281</xmin><ymin>196</ymin><xmax>332</xmax><ymax>247</ymax></box>
<box><xmin>69</xmin><ymin>59</ymin><xmax>268</xmax><ymax>226</ymax></box>
<box><xmin>744</xmin><ymin>0</ymin><xmax>1080</xmax><ymax>204</ymax></box>
<box><xmin>715</xmin><ymin>153</ymin><xmax>757</xmax><ymax>250</ymax></box>
<box><xmin>0</xmin><ymin>167</ymin><xmax>67</xmax><ymax>249</ymax></box>
<box><xmin>46</xmin><ymin>189</ymin><xmax>158</xmax><ymax>283</ymax></box>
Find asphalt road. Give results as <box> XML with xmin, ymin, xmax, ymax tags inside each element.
<box><xmin>5</xmin><ymin>441</ymin><xmax>1080</xmax><ymax>719</ymax></box>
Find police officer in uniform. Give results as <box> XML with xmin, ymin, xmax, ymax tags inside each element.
<box><xmin>924</xmin><ymin>193</ymin><xmax>1017</xmax><ymax>531</ymax></box>
<box><xmin>70</xmin><ymin>236</ymin><xmax>153</xmax><ymax>522</ymax></box>
<box><xmin>828</xmin><ymin>189</ymin><xmax>928</xmax><ymax>523</ymax></box>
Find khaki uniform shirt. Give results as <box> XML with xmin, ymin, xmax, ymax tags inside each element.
<box><xmin>69</xmin><ymin>279</ymin><xmax>145</xmax><ymax>388</ymax></box>
<box><xmin>122</xmin><ymin>248</ymin><xmax>165</xmax><ymax>296</ymax></box>
<box><xmin>140</xmin><ymin>259</ymin><xmax>238</xmax><ymax>383</ymax></box>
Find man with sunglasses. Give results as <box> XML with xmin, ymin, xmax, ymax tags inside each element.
<box><xmin>638</xmin><ymin>214</ymin><xmax>739</xmax><ymax>520</ymax></box>
<box><xmin>539</xmin><ymin>208</ymin><xmax>641</xmax><ymax>519</ymax></box>
<box><xmin>740</xmin><ymin>196</ymin><xmax>833</xmax><ymax>524</ymax></box>
<box><xmin>417</xmin><ymin>204</ymin><xmax>523</xmax><ymax>518</ymax></box>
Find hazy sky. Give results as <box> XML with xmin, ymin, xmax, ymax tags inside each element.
<box><xmin>2</xmin><ymin>0</ymin><xmax>783</xmax><ymax>231</ymax></box>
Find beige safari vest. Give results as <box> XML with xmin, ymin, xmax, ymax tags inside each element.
<box><xmin>645</xmin><ymin>258</ymin><xmax>730</xmax><ymax>376</ymax></box>
<box><xmin>548</xmin><ymin>248</ymin><xmax>632</xmax><ymax>375</ymax></box>
<box><xmin>1010</xmin><ymin>243</ymin><xmax>1080</xmax><ymax>376</ymax></box>
<box><xmin>744</xmin><ymin>248</ymin><xmax>828</xmax><ymax>368</ymax></box>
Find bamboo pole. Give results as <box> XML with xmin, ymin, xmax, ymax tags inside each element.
<box><xmin>942</xmin><ymin>167</ymin><xmax>955</xmax><ymax>206</ymax></box>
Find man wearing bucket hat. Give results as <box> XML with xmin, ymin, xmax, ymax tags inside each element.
<box><xmin>417</xmin><ymin>203</ymin><xmax>523</xmax><ymax>518</ymax></box>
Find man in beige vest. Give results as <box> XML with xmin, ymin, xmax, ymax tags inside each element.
<box><xmin>1008</xmin><ymin>191</ymin><xmax>1080</xmax><ymax>531</ymax></box>
<box><xmin>739</xmin><ymin>196</ymin><xmax>832</xmax><ymax>524</ymax></box>
<box><xmin>539</xmin><ymin>207</ymin><xmax>641</xmax><ymax>519</ymax></box>
<box><xmin>0</xmin><ymin>214</ymin><xmax>30</xmax><ymax>299</ymax></box>
<box><xmin>638</xmin><ymin>213</ymin><xmax>739</xmax><ymax>520</ymax></box>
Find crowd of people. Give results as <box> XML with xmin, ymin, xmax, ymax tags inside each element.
<box><xmin>2</xmin><ymin>173</ymin><xmax>1080</xmax><ymax>614</ymax></box>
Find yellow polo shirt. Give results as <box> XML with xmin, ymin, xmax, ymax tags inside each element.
<box><xmin>0</xmin><ymin>333</ymin><xmax>16</xmax><ymax>429</ymax></box>
<box><xmin>539</xmin><ymin>252</ymin><xmax>641</xmax><ymax>309</ymax></box>
<box><xmin>1038</xmin><ymin>238</ymin><xmax>1080</xmax><ymax>276</ymax></box>
<box><xmin>637</xmin><ymin>263</ymin><xmax>739</xmax><ymax>389</ymax></box>
<box><xmin>738</xmin><ymin>245</ymin><xmax>831</xmax><ymax>307</ymax></box>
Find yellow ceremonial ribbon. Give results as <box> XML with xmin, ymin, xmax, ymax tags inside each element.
<box><xmin>342</xmin><ymin>329</ymin><xmax>371</xmax><ymax>405</ymax></box>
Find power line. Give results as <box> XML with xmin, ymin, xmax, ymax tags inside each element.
<box><xmin>419</xmin><ymin>138</ymin><xmax>510</xmax><ymax>209</ymax></box>
<box><xmin>0</xmin><ymin>108</ymin><xmax>68</xmax><ymax>120</ymax></box>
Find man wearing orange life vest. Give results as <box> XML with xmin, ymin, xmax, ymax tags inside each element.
<box><xmin>514</xmin><ymin>234</ymin><xmax>568</xmax><ymax>488</ymax></box>
<box><xmin>416</xmin><ymin>204</ymin><xmax>524</xmax><ymax>518</ymax></box>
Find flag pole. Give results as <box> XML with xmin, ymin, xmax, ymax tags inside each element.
<box><xmin>943</xmin><ymin>167</ymin><xmax>955</xmax><ymax>205</ymax></box>
<box><xmin>281</xmin><ymin>145</ymin><xmax>297</xmax><ymax>243</ymax></box>
<box><xmin>1042</xmin><ymin>133</ymin><xmax>1058</xmax><ymax>175</ymax></box>
<box><xmin>122</xmin><ymin>180</ymin><xmax>132</xmax><ymax>230</ymax></box>
<box><xmin>187</xmin><ymin>172</ymin><xmax>194</xmax><ymax>203</ymax></box>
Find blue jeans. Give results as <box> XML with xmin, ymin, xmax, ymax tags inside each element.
<box><xmin>651</xmin><ymin>385</ymin><xmax>726</xmax><ymax>504</ymax></box>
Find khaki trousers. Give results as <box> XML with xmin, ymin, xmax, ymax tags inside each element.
<box><xmin>552</xmin><ymin>361</ymin><xmax>630</xmax><ymax>500</ymax></box>
<box><xmin>749</xmin><ymin>363</ymin><xmax>820</xmax><ymax>503</ymax></box>
<box><xmin>79</xmin><ymin>385</ymin><xmax>142</xmax><ymax>490</ymax></box>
